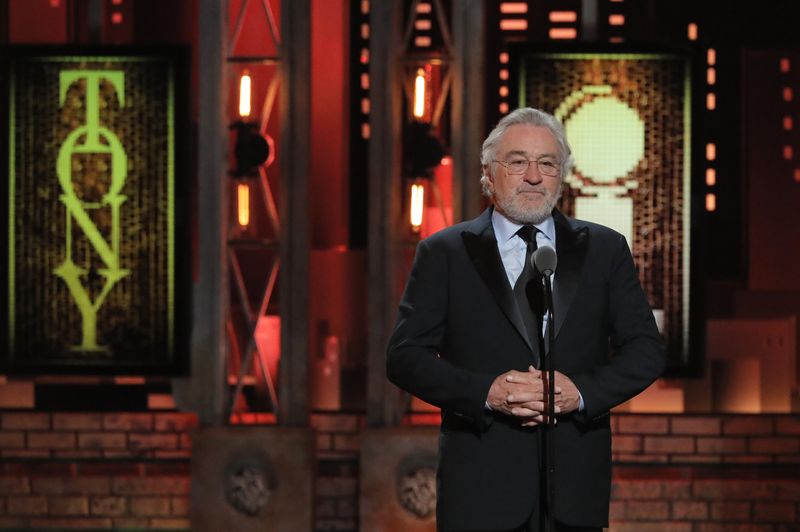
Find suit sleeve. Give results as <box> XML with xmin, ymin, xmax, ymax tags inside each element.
<box><xmin>570</xmin><ymin>232</ymin><xmax>667</xmax><ymax>421</ymax></box>
<box><xmin>386</xmin><ymin>238</ymin><xmax>495</xmax><ymax>429</ymax></box>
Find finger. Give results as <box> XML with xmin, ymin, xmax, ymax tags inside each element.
<box><xmin>526</xmin><ymin>414</ymin><xmax>545</xmax><ymax>424</ymax></box>
<box><xmin>510</xmin><ymin>407</ymin><xmax>542</xmax><ymax>417</ymax></box>
<box><xmin>518</xmin><ymin>401</ymin><xmax>545</xmax><ymax>412</ymax></box>
<box><xmin>507</xmin><ymin>392</ymin><xmax>543</xmax><ymax>403</ymax></box>
<box><xmin>505</xmin><ymin>371</ymin><xmax>527</xmax><ymax>382</ymax></box>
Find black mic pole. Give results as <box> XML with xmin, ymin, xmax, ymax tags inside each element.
<box><xmin>532</xmin><ymin>246</ymin><xmax>557</xmax><ymax>532</ymax></box>
<box><xmin>542</xmin><ymin>271</ymin><xmax>555</xmax><ymax>532</ymax></box>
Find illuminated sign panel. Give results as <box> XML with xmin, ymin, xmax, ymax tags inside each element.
<box><xmin>2</xmin><ymin>49</ymin><xmax>189</xmax><ymax>374</ymax></box>
<box><xmin>517</xmin><ymin>51</ymin><xmax>693</xmax><ymax>370</ymax></box>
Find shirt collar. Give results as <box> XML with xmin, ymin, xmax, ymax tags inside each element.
<box><xmin>491</xmin><ymin>208</ymin><xmax>556</xmax><ymax>246</ymax></box>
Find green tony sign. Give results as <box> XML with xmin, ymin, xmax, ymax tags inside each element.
<box><xmin>2</xmin><ymin>49</ymin><xmax>189</xmax><ymax>374</ymax></box>
<box><xmin>55</xmin><ymin>71</ymin><xmax>130</xmax><ymax>352</ymax></box>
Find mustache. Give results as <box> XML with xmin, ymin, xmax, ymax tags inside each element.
<box><xmin>515</xmin><ymin>185</ymin><xmax>547</xmax><ymax>194</ymax></box>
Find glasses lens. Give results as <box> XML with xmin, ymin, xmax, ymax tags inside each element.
<box><xmin>508</xmin><ymin>160</ymin><xmax>528</xmax><ymax>174</ymax></box>
<box><xmin>537</xmin><ymin>160</ymin><xmax>559</xmax><ymax>177</ymax></box>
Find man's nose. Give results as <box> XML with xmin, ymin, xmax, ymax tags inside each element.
<box><xmin>522</xmin><ymin>163</ymin><xmax>543</xmax><ymax>182</ymax></box>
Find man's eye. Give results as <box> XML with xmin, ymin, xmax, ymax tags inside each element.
<box><xmin>509</xmin><ymin>159</ymin><xmax>527</xmax><ymax>166</ymax></box>
<box><xmin>540</xmin><ymin>160</ymin><xmax>557</xmax><ymax>168</ymax></box>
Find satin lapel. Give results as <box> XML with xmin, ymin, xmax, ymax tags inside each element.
<box><xmin>551</xmin><ymin>210</ymin><xmax>589</xmax><ymax>343</ymax></box>
<box><xmin>461</xmin><ymin>213</ymin><xmax>533</xmax><ymax>352</ymax></box>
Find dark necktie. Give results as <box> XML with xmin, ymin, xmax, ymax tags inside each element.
<box><xmin>514</xmin><ymin>225</ymin><xmax>542</xmax><ymax>366</ymax></box>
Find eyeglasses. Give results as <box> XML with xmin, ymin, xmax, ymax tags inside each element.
<box><xmin>493</xmin><ymin>157</ymin><xmax>560</xmax><ymax>177</ymax></box>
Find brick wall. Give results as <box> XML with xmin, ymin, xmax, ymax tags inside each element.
<box><xmin>312</xmin><ymin>413</ymin><xmax>800</xmax><ymax>531</ymax></box>
<box><xmin>1</xmin><ymin>411</ymin><xmax>799</xmax><ymax>530</ymax></box>
<box><xmin>312</xmin><ymin>413</ymin><xmax>362</xmax><ymax>531</ymax></box>
<box><xmin>0</xmin><ymin>412</ymin><xmax>194</xmax><ymax>530</ymax></box>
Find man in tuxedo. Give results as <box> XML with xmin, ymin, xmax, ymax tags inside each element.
<box><xmin>387</xmin><ymin>107</ymin><xmax>665</xmax><ymax>531</ymax></box>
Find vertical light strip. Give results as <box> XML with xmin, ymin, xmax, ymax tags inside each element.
<box><xmin>410</xmin><ymin>183</ymin><xmax>424</xmax><ymax>229</ymax></box>
<box><xmin>7</xmin><ymin>66</ymin><xmax>15</xmax><ymax>352</ymax></box>
<box><xmin>413</xmin><ymin>68</ymin><xmax>426</xmax><ymax>118</ymax></box>
<box><xmin>237</xmin><ymin>184</ymin><xmax>250</xmax><ymax>227</ymax></box>
<box><xmin>167</xmin><ymin>63</ymin><xmax>175</xmax><ymax>355</ymax></box>
<box><xmin>682</xmin><ymin>59</ymin><xmax>692</xmax><ymax>354</ymax></box>
<box><xmin>238</xmin><ymin>72</ymin><xmax>252</xmax><ymax>118</ymax></box>
<box><xmin>780</xmin><ymin>58</ymin><xmax>797</xmax><ymax>184</ymax></box>
<box><xmin>706</xmin><ymin>48</ymin><xmax>716</xmax><ymax>111</ymax></box>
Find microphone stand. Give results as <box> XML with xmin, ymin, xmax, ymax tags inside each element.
<box><xmin>542</xmin><ymin>272</ymin><xmax>555</xmax><ymax>532</ymax></box>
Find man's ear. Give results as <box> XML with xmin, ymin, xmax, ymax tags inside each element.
<box><xmin>482</xmin><ymin>165</ymin><xmax>494</xmax><ymax>190</ymax></box>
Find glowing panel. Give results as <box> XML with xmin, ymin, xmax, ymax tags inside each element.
<box><xmin>518</xmin><ymin>51</ymin><xmax>692</xmax><ymax>369</ymax></box>
<box><xmin>688</xmin><ymin>23</ymin><xmax>698</xmax><ymax>41</ymax></box>
<box><xmin>415</xmin><ymin>20</ymin><xmax>432</xmax><ymax>30</ymax></box>
<box><xmin>549</xmin><ymin>11</ymin><xmax>577</xmax><ymax>23</ymax></box>
<box><xmin>706</xmin><ymin>193</ymin><xmax>716</xmax><ymax>211</ymax></box>
<box><xmin>549</xmin><ymin>28</ymin><xmax>577</xmax><ymax>39</ymax></box>
<box><xmin>500</xmin><ymin>19</ymin><xmax>529</xmax><ymax>31</ymax></box>
<box><xmin>2</xmin><ymin>49</ymin><xmax>189</xmax><ymax>374</ymax></box>
<box><xmin>414</xmin><ymin>36</ymin><xmax>432</xmax><ymax>48</ymax></box>
<box><xmin>609</xmin><ymin>14</ymin><xmax>625</xmax><ymax>25</ymax></box>
<box><xmin>500</xmin><ymin>2</ymin><xmax>528</xmax><ymax>14</ymax></box>
<box><xmin>706</xmin><ymin>168</ymin><xmax>716</xmax><ymax>186</ymax></box>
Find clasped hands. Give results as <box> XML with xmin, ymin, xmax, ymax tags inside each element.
<box><xmin>486</xmin><ymin>366</ymin><xmax>581</xmax><ymax>427</ymax></box>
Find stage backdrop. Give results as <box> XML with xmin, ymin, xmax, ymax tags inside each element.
<box><xmin>515</xmin><ymin>50</ymin><xmax>693</xmax><ymax>370</ymax></box>
<box><xmin>1</xmin><ymin>48</ymin><xmax>190</xmax><ymax>374</ymax></box>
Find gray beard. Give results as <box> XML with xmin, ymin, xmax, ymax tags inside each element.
<box><xmin>494</xmin><ymin>189</ymin><xmax>561</xmax><ymax>225</ymax></box>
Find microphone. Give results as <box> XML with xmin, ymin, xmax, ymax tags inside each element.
<box><xmin>532</xmin><ymin>244</ymin><xmax>558</xmax><ymax>531</ymax></box>
<box><xmin>532</xmin><ymin>246</ymin><xmax>557</xmax><ymax>276</ymax></box>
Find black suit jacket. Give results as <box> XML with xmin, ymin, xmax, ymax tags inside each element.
<box><xmin>387</xmin><ymin>207</ymin><xmax>665</xmax><ymax>531</ymax></box>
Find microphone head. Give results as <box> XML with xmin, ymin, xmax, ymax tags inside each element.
<box><xmin>532</xmin><ymin>246</ymin><xmax>557</xmax><ymax>276</ymax></box>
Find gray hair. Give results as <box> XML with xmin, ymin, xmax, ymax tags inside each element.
<box><xmin>480</xmin><ymin>107</ymin><xmax>574</xmax><ymax>197</ymax></box>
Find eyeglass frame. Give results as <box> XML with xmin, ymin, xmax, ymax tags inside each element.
<box><xmin>492</xmin><ymin>157</ymin><xmax>561</xmax><ymax>177</ymax></box>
